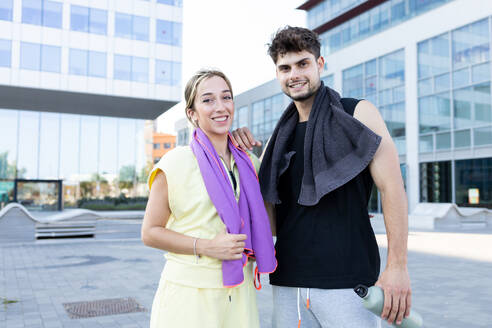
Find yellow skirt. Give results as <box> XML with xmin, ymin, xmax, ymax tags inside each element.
<box><xmin>150</xmin><ymin>262</ymin><xmax>260</xmax><ymax>328</ymax></box>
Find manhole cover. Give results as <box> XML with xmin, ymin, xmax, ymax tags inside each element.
<box><xmin>63</xmin><ymin>298</ymin><xmax>146</xmax><ymax>319</ymax></box>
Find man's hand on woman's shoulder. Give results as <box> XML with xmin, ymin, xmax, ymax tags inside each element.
<box><xmin>230</xmin><ymin>127</ymin><xmax>262</xmax><ymax>151</ymax></box>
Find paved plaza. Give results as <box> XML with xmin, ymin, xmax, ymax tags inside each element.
<box><xmin>1</xmin><ymin>218</ymin><xmax>491</xmax><ymax>328</ymax></box>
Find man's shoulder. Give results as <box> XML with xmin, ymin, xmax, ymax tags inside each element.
<box><xmin>339</xmin><ymin>98</ymin><xmax>362</xmax><ymax>117</ymax></box>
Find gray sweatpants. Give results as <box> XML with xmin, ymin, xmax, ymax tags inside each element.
<box><xmin>272</xmin><ymin>286</ymin><xmax>381</xmax><ymax>328</ymax></box>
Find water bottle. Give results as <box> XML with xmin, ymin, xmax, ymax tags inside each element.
<box><xmin>354</xmin><ymin>284</ymin><xmax>423</xmax><ymax>328</ymax></box>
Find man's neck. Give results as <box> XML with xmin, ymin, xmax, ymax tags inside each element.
<box><xmin>294</xmin><ymin>96</ymin><xmax>315</xmax><ymax>122</ymax></box>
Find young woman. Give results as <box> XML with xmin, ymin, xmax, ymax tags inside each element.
<box><xmin>141</xmin><ymin>69</ymin><xmax>276</xmax><ymax>328</ymax></box>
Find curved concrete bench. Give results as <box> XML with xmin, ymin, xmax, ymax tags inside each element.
<box><xmin>411</xmin><ymin>203</ymin><xmax>492</xmax><ymax>230</ymax></box>
<box><xmin>0</xmin><ymin>203</ymin><xmax>100</xmax><ymax>241</ymax></box>
<box><xmin>0</xmin><ymin>203</ymin><xmax>38</xmax><ymax>242</ymax></box>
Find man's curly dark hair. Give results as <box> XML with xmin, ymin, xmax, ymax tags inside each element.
<box><xmin>267</xmin><ymin>26</ymin><xmax>321</xmax><ymax>63</ymax></box>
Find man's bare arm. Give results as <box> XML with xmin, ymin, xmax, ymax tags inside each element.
<box><xmin>354</xmin><ymin>100</ymin><xmax>411</xmax><ymax>326</ymax></box>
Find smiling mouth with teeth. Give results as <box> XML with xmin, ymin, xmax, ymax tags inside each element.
<box><xmin>213</xmin><ymin>116</ymin><xmax>228</xmax><ymax>122</ymax></box>
<box><xmin>289</xmin><ymin>81</ymin><xmax>307</xmax><ymax>88</ymax></box>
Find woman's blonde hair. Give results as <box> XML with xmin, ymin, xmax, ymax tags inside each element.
<box><xmin>184</xmin><ymin>68</ymin><xmax>233</xmax><ymax>125</ymax></box>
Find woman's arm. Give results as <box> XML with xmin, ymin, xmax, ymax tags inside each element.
<box><xmin>141</xmin><ymin>170</ymin><xmax>247</xmax><ymax>260</ymax></box>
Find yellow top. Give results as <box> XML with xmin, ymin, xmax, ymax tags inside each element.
<box><xmin>148</xmin><ymin>145</ymin><xmax>261</xmax><ymax>288</ymax></box>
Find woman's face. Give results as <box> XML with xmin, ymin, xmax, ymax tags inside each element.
<box><xmin>189</xmin><ymin>76</ymin><xmax>234</xmax><ymax>137</ymax></box>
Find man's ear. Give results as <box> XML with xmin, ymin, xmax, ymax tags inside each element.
<box><xmin>317</xmin><ymin>56</ymin><xmax>325</xmax><ymax>73</ymax></box>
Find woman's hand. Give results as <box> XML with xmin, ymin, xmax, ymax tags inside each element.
<box><xmin>198</xmin><ymin>230</ymin><xmax>247</xmax><ymax>260</ymax></box>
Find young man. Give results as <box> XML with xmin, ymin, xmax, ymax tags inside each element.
<box><xmin>231</xmin><ymin>26</ymin><xmax>411</xmax><ymax>327</ymax></box>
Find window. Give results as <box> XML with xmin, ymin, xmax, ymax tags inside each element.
<box><xmin>114</xmin><ymin>55</ymin><xmax>131</xmax><ymax>81</ymax></box>
<box><xmin>20</xmin><ymin>43</ymin><xmax>40</xmax><ymax>71</ymax></box>
<box><xmin>455</xmin><ymin>158</ymin><xmax>492</xmax><ymax>207</ymax></box>
<box><xmin>21</xmin><ymin>43</ymin><xmax>61</xmax><ymax>72</ymax></box>
<box><xmin>156</xmin><ymin>20</ymin><xmax>182</xmax><ymax>46</ymax></box>
<box><xmin>157</xmin><ymin>0</ymin><xmax>183</xmax><ymax>7</ymax></box>
<box><xmin>114</xmin><ymin>55</ymin><xmax>148</xmax><ymax>82</ymax></box>
<box><xmin>22</xmin><ymin>0</ymin><xmax>42</xmax><ymax>26</ymax></box>
<box><xmin>88</xmin><ymin>51</ymin><xmax>106</xmax><ymax>78</ymax></box>
<box><xmin>164</xmin><ymin>143</ymin><xmax>171</xmax><ymax>149</ymax></box>
<box><xmin>89</xmin><ymin>8</ymin><xmax>107</xmax><ymax>35</ymax></box>
<box><xmin>69</xmin><ymin>49</ymin><xmax>87</xmax><ymax>75</ymax></box>
<box><xmin>71</xmin><ymin>5</ymin><xmax>107</xmax><ymax>35</ymax></box>
<box><xmin>23</xmin><ymin>0</ymin><xmax>63</xmax><ymax>28</ymax></box>
<box><xmin>41</xmin><ymin>45</ymin><xmax>61</xmax><ymax>73</ymax></box>
<box><xmin>420</xmin><ymin>161</ymin><xmax>452</xmax><ymax>203</ymax></box>
<box><xmin>153</xmin><ymin>143</ymin><xmax>160</xmax><ymax>149</ymax></box>
<box><xmin>418</xmin><ymin>18</ymin><xmax>492</xmax><ymax>152</ymax></box>
<box><xmin>155</xmin><ymin>60</ymin><xmax>181</xmax><ymax>85</ymax></box>
<box><xmin>70</xmin><ymin>49</ymin><xmax>106</xmax><ymax>77</ymax></box>
<box><xmin>115</xmin><ymin>13</ymin><xmax>132</xmax><ymax>39</ymax></box>
<box><xmin>115</xmin><ymin>13</ymin><xmax>149</xmax><ymax>41</ymax></box>
<box><xmin>0</xmin><ymin>0</ymin><xmax>13</xmax><ymax>21</ymax></box>
<box><xmin>132</xmin><ymin>57</ymin><xmax>148</xmax><ymax>83</ymax></box>
<box><xmin>0</xmin><ymin>40</ymin><xmax>11</xmax><ymax>67</ymax></box>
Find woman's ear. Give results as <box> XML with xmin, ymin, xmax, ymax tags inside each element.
<box><xmin>187</xmin><ymin>108</ymin><xmax>198</xmax><ymax>127</ymax></box>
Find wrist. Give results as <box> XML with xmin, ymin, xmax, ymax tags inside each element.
<box><xmin>195</xmin><ymin>238</ymin><xmax>209</xmax><ymax>257</ymax></box>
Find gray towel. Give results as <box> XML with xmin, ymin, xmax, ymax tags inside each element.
<box><xmin>259</xmin><ymin>83</ymin><xmax>382</xmax><ymax>206</ymax></box>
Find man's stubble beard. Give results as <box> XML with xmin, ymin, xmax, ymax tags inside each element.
<box><xmin>284</xmin><ymin>81</ymin><xmax>321</xmax><ymax>102</ymax></box>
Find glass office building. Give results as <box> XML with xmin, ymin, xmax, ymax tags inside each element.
<box><xmin>0</xmin><ymin>0</ymin><xmax>182</xmax><ymax>210</ymax></box>
<box><xmin>234</xmin><ymin>0</ymin><xmax>492</xmax><ymax>211</ymax></box>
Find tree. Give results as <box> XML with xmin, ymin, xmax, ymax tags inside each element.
<box><xmin>0</xmin><ymin>152</ymin><xmax>18</xmax><ymax>179</ymax></box>
<box><xmin>118</xmin><ymin>165</ymin><xmax>136</xmax><ymax>191</ymax></box>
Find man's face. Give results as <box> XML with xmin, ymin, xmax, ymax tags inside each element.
<box><xmin>275</xmin><ymin>50</ymin><xmax>324</xmax><ymax>102</ymax></box>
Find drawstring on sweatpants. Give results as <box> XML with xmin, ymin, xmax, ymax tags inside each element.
<box><xmin>297</xmin><ymin>288</ymin><xmax>311</xmax><ymax>327</ymax></box>
<box><xmin>228</xmin><ymin>288</ymin><xmax>232</xmax><ymax>302</ymax></box>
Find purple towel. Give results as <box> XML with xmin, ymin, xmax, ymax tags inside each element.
<box><xmin>190</xmin><ymin>127</ymin><xmax>277</xmax><ymax>287</ymax></box>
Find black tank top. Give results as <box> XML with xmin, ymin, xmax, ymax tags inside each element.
<box><xmin>269</xmin><ymin>98</ymin><xmax>380</xmax><ymax>289</ymax></box>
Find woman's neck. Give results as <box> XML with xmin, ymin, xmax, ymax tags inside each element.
<box><xmin>205</xmin><ymin>131</ymin><xmax>230</xmax><ymax>163</ymax></box>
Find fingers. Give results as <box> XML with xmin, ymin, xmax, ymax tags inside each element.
<box><xmin>230</xmin><ymin>130</ymin><xmax>241</xmax><ymax>148</ymax></box>
<box><xmin>387</xmin><ymin>291</ymin><xmax>399</xmax><ymax>324</ymax></box>
<box><xmin>243</xmin><ymin>127</ymin><xmax>258</xmax><ymax>148</ymax></box>
<box><xmin>405</xmin><ymin>289</ymin><xmax>412</xmax><ymax>318</ymax></box>
<box><xmin>396</xmin><ymin>292</ymin><xmax>406</xmax><ymax>325</ymax></box>
<box><xmin>381</xmin><ymin>287</ymin><xmax>391</xmax><ymax>321</ymax></box>
<box><xmin>237</xmin><ymin>128</ymin><xmax>254</xmax><ymax>150</ymax></box>
<box><xmin>234</xmin><ymin>234</ymin><xmax>247</xmax><ymax>241</ymax></box>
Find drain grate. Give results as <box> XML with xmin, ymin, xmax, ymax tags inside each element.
<box><xmin>63</xmin><ymin>297</ymin><xmax>146</xmax><ymax>319</ymax></box>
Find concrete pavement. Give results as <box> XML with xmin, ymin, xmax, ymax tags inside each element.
<box><xmin>1</xmin><ymin>218</ymin><xmax>491</xmax><ymax>327</ymax></box>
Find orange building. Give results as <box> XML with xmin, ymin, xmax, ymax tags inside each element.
<box><xmin>152</xmin><ymin>133</ymin><xmax>176</xmax><ymax>163</ymax></box>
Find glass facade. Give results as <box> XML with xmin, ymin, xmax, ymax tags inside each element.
<box><xmin>316</xmin><ymin>0</ymin><xmax>453</xmax><ymax>56</ymax></box>
<box><xmin>70</xmin><ymin>5</ymin><xmax>107</xmax><ymax>35</ymax></box>
<box><xmin>321</xmin><ymin>74</ymin><xmax>334</xmax><ymax>87</ymax></box>
<box><xmin>455</xmin><ymin>158</ymin><xmax>492</xmax><ymax>207</ymax></box>
<box><xmin>70</xmin><ymin>49</ymin><xmax>106</xmax><ymax>78</ymax></box>
<box><xmin>232</xmin><ymin>94</ymin><xmax>288</xmax><ymax>156</ymax></box>
<box><xmin>177</xmin><ymin>127</ymin><xmax>189</xmax><ymax>146</ymax></box>
<box><xmin>155</xmin><ymin>60</ymin><xmax>181</xmax><ymax>86</ymax></box>
<box><xmin>157</xmin><ymin>0</ymin><xmax>183</xmax><ymax>7</ymax></box>
<box><xmin>115</xmin><ymin>13</ymin><xmax>149</xmax><ymax>41</ymax></box>
<box><xmin>343</xmin><ymin>49</ymin><xmax>406</xmax><ymax>154</ymax></box>
<box><xmin>418</xmin><ymin>18</ymin><xmax>492</xmax><ymax>152</ymax></box>
<box><xmin>308</xmin><ymin>0</ymin><xmax>365</xmax><ymax>29</ymax></box>
<box><xmin>20</xmin><ymin>42</ymin><xmax>61</xmax><ymax>73</ymax></box>
<box><xmin>0</xmin><ymin>39</ymin><xmax>11</xmax><ymax>67</ymax></box>
<box><xmin>420</xmin><ymin>161</ymin><xmax>452</xmax><ymax>203</ymax></box>
<box><xmin>114</xmin><ymin>55</ymin><xmax>149</xmax><ymax>83</ymax></box>
<box><xmin>0</xmin><ymin>108</ymin><xmax>147</xmax><ymax>204</ymax></box>
<box><xmin>22</xmin><ymin>0</ymin><xmax>62</xmax><ymax>28</ymax></box>
<box><xmin>156</xmin><ymin>19</ymin><xmax>182</xmax><ymax>46</ymax></box>
<box><xmin>0</xmin><ymin>0</ymin><xmax>13</xmax><ymax>21</ymax></box>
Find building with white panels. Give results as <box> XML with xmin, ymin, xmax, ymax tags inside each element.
<box><xmin>233</xmin><ymin>0</ymin><xmax>492</xmax><ymax>212</ymax></box>
<box><xmin>0</xmin><ymin>0</ymin><xmax>182</xmax><ymax>210</ymax></box>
